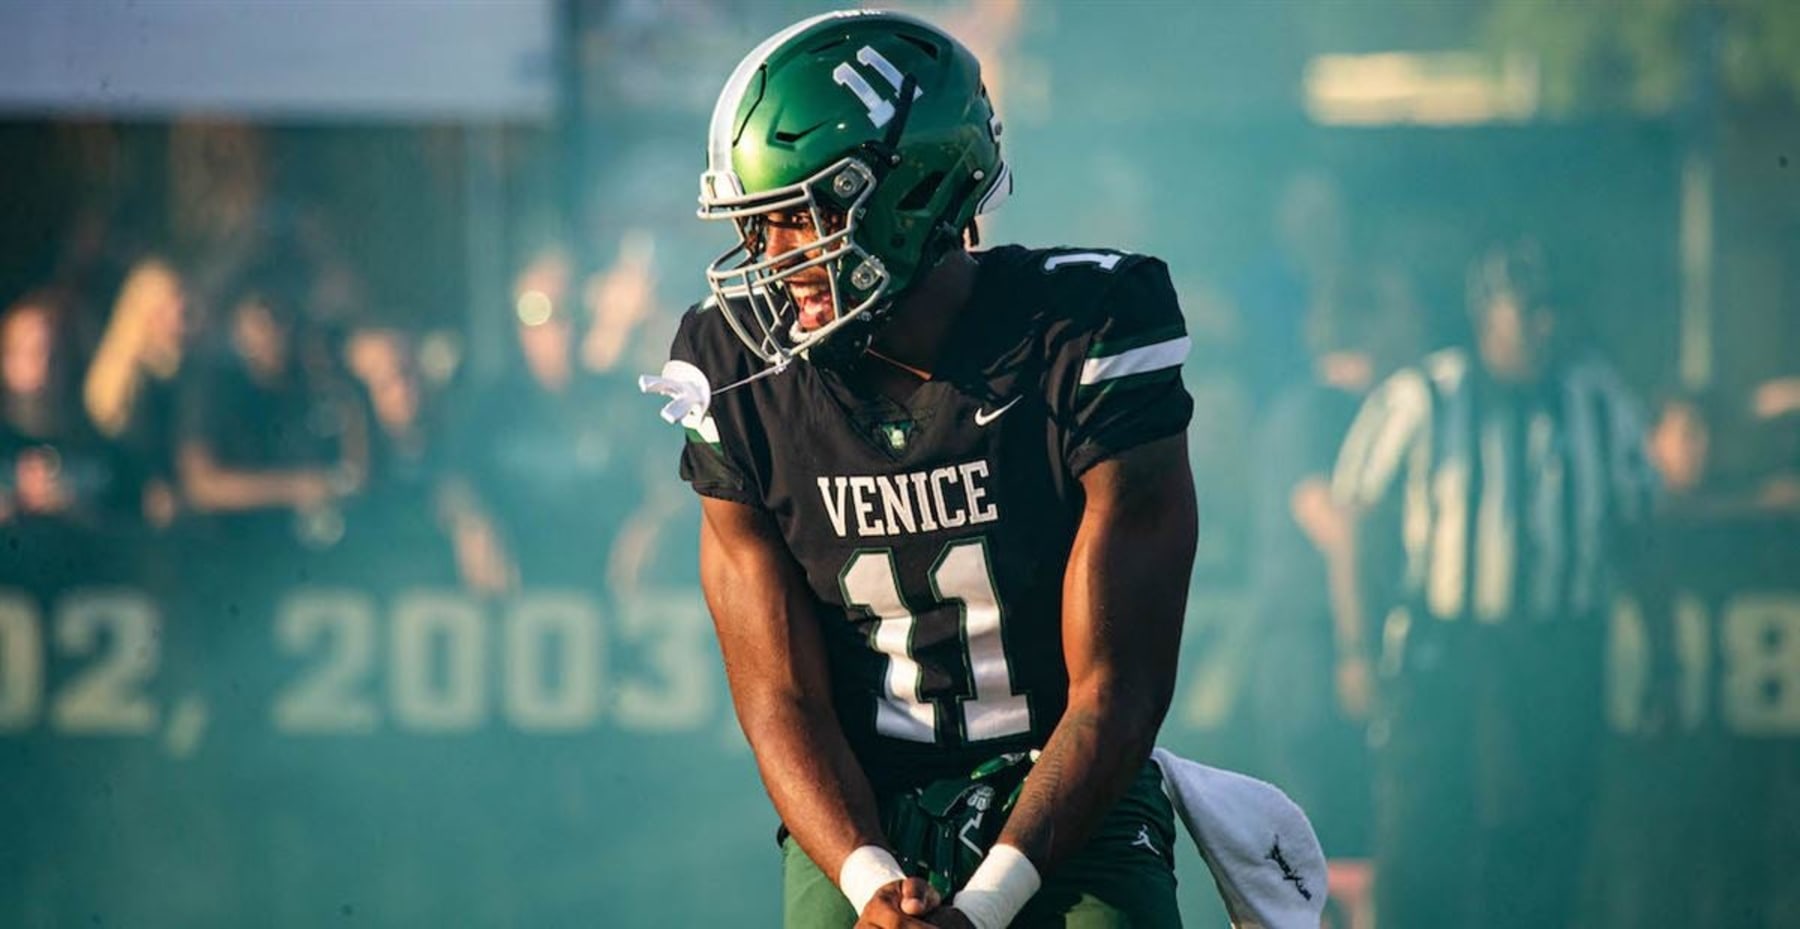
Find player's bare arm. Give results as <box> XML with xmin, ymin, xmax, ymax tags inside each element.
<box><xmin>699</xmin><ymin>495</ymin><xmax>890</xmax><ymax>880</ymax></box>
<box><xmin>702</xmin><ymin>494</ymin><xmax>943</xmax><ymax>925</ymax></box>
<box><xmin>996</xmin><ymin>433</ymin><xmax>1197</xmax><ymax>871</ymax></box>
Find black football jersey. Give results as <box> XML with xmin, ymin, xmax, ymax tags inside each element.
<box><xmin>669</xmin><ymin>245</ymin><xmax>1194</xmax><ymax>791</ymax></box>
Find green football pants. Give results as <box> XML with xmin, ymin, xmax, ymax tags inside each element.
<box><xmin>781</xmin><ymin>762</ymin><xmax>1182</xmax><ymax>928</ymax></box>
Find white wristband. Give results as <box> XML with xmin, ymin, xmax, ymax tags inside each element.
<box><xmin>951</xmin><ymin>843</ymin><xmax>1042</xmax><ymax>929</ymax></box>
<box><xmin>838</xmin><ymin>845</ymin><xmax>906</xmax><ymax>916</ymax></box>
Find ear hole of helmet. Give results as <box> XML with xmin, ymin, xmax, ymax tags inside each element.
<box><xmin>898</xmin><ymin>171</ymin><xmax>948</xmax><ymax>212</ymax></box>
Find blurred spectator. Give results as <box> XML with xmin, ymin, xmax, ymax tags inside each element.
<box><xmin>84</xmin><ymin>258</ymin><xmax>190</xmax><ymax>528</ymax></box>
<box><xmin>441</xmin><ymin>247</ymin><xmax>634</xmax><ymax>592</ymax></box>
<box><xmin>1331</xmin><ymin>240</ymin><xmax>1659</xmax><ymax>929</ymax></box>
<box><xmin>579</xmin><ymin>230</ymin><xmax>703</xmax><ymax>596</ymax></box>
<box><xmin>580</xmin><ymin>231</ymin><xmax>659</xmax><ymax>375</ymax></box>
<box><xmin>175</xmin><ymin>269</ymin><xmax>365</xmax><ymax>547</ymax></box>
<box><xmin>338</xmin><ymin>326</ymin><xmax>459</xmax><ymax>583</ymax></box>
<box><xmin>346</xmin><ymin>328</ymin><xmax>429</xmax><ymax>478</ymax></box>
<box><xmin>1247</xmin><ymin>272</ymin><xmax>1416</xmax><ymax>857</ymax></box>
<box><xmin>0</xmin><ymin>290</ymin><xmax>133</xmax><ymax>530</ymax></box>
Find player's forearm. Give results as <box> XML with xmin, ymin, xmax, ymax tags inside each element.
<box><xmin>1000</xmin><ymin>441</ymin><xmax>1193</xmax><ymax>872</ymax></box>
<box><xmin>734</xmin><ymin>691</ymin><xmax>888</xmax><ymax>873</ymax></box>
<box><xmin>699</xmin><ymin>497</ymin><xmax>890</xmax><ymax>885</ymax></box>
<box><xmin>997</xmin><ymin>679</ymin><xmax>1166</xmax><ymax>871</ymax></box>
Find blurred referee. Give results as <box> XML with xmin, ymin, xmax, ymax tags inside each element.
<box><xmin>1329</xmin><ymin>240</ymin><xmax>1660</xmax><ymax>929</ymax></box>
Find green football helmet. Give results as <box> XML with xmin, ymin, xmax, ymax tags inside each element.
<box><xmin>699</xmin><ymin>9</ymin><xmax>1010</xmax><ymax>370</ymax></box>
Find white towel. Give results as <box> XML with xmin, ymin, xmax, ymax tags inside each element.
<box><xmin>1149</xmin><ymin>747</ymin><xmax>1328</xmax><ymax>929</ymax></box>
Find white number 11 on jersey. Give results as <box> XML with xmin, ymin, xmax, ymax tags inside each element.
<box><xmin>839</xmin><ymin>538</ymin><xmax>1031</xmax><ymax>743</ymax></box>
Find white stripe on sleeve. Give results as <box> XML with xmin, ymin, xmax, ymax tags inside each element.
<box><xmin>1078</xmin><ymin>335</ymin><xmax>1191</xmax><ymax>385</ymax></box>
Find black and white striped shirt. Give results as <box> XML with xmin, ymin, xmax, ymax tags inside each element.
<box><xmin>1332</xmin><ymin>348</ymin><xmax>1658</xmax><ymax>624</ymax></box>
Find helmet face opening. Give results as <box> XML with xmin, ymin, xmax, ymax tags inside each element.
<box><xmin>700</xmin><ymin>156</ymin><xmax>890</xmax><ymax>368</ymax></box>
<box><xmin>697</xmin><ymin>10</ymin><xmax>1009</xmax><ymax>372</ymax></box>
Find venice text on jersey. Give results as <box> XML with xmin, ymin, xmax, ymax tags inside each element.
<box><xmin>816</xmin><ymin>461</ymin><xmax>1000</xmax><ymax>538</ymax></box>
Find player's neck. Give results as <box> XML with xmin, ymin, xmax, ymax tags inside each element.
<box><xmin>866</xmin><ymin>249</ymin><xmax>977</xmax><ymax>376</ymax></box>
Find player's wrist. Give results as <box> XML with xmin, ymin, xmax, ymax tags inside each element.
<box><xmin>950</xmin><ymin>843</ymin><xmax>1041</xmax><ymax>929</ymax></box>
<box><xmin>837</xmin><ymin>845</ymin><xmax>906</xmax><ymax>915</ymax></box>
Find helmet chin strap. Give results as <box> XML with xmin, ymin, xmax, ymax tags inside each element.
<box><xmin>802</xmin><ymin>312</ymin><xmax>879</xmax><ymax>372</ymax></box>
<box><xmin>712</xmin><ymin>357</ymin><xmax>794</xmax><ymax>396</ymax></box>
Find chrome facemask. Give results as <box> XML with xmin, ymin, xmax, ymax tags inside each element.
<box><xmin>698</xmin><ymin>157</ymin><xmax>891</xmax><ymax>369</ymax></box>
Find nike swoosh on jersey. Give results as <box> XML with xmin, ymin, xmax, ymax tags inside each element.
<box><xmin>974</xmin><ymin>396</ymin><xmax>1022</xmax><ymax>426</ymax></box>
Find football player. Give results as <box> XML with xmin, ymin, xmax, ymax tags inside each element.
<box><xmin>650</xmin><ymin>10</ymin><xmax>1197</xmax><ymax>928</ymax></box>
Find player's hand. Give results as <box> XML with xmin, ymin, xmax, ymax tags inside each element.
<box><xmin>1335</xmin><ymin>653</ymin><xmax>1374</xmax><ymax>721</ymax></box>
<box><xmin>927</xmin><ymin>907</ymin><xmax>977</xmax><ymax>928</ymax></box>
<box><xmin>855</xmin><ymin>877</ymin><xmax>941</xmax><ymax>928</ymax></box>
